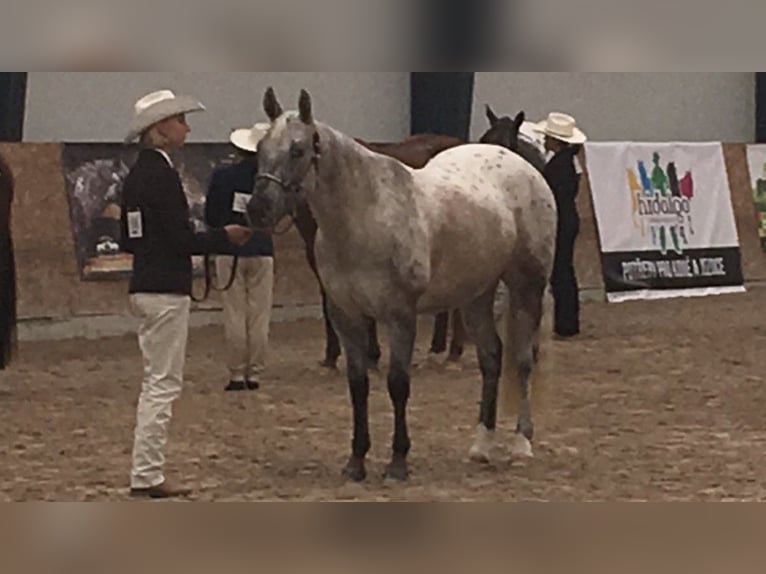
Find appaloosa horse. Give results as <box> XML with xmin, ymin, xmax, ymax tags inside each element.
<box><xmin>293</xmin><ymin>133</ymin><xmax>467</xmax><ymax>369</ymax></box>
<box><xmin>249</xmin><ymin>88</ymin><xmax>557</xmax><ymax>482</ymax></box>
<box><xmin>0</xmin><ymin>151</ymin><xmax>16</xmax><ymax>370</ymax></box>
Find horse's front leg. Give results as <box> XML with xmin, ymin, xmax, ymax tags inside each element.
<box><xmin>327</xmin><ymin>301</ymin><xmax>372</xmax><ymax>482</ymax></box>
<box><xmin>385</xmin><ymin>310</ymin><xmax>417</xmax><ymax>481</ymax></box>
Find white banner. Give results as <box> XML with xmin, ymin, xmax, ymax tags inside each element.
<box><xmin>745</xmin><ymin>144</ymin><xmax>766</xmax><ymax>251</ymax></box>
<box><xmin>584</xmin><ymin>142</ymin><xmax>745</xmax><ymax>302</ymax></box>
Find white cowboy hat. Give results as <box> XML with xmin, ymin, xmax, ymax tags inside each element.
<box><xmin>533</xmin><ymin>112</ymin><xmax>588</xmax><ymax>145</ymax></box>
<box><xmin>229</xmin><ymin>123</ymin><xmax>271</xmax><ymax>153</ymax></box>
<box><xmin>125</xmin><ymin>89</ymin><xmax>206</xmax><ymax>143</ymax></box>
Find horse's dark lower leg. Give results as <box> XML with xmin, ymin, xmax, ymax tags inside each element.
<box><xmin>429</xmin><ymin>312</ymin><xmax>449</xmax><ymax>354</ymax></box>
<box><xmin>461</xmin><ymin>288</ymin><xmax>502</xmax><ymax>463</ymax></box>
<box><xmin>320</xmin><ymin>290</ymin><xmax>341</xmax><ymax>369</ymax></box>
<box><xmin>327</xmin><ymin>302</ymin><xmax>372</xmax><ymax>482</ymax></box>
<box><xmin>506</xmin><ymin>278</ymin><xmax>546</xmax><ymax>458</ymax></box>
<box><xmin>386</xmin><ymin>313</ymin><xmax>417</xmax><ymax>481</ymax></box>
<box><xmin>365</xmin><ymin>317</ymin><xmax>382</xmax><ymax>367</ymax></box>
<box><xmin>345</xmin><ymin>353</ymin><xmax>371</xmax><ymax>482</ymax></box>
<box><xmin>447</xmin><ymin>309</ymin><xmax>466</xmax><ymax>362</ymax></box>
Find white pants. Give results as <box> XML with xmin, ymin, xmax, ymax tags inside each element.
<box><xmin>216</xmin><ymin>256</ymin><xmax>274</xmax><ymax>382</ymax></box>
<box><xmin>129</xmin><ymin>293</ymin><xmax>190</xmax><ymax>490</ymax></box>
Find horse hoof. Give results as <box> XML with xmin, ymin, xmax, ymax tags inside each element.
<box><xmin>469</xmin><ymin>446</ymin><xmax>491</xmax><ymax>465</ymax></box>
<box><xmin>444</xmin><ymin>361</ymin><xmax>462</xmax><ymax>372</ymax></box>
<box><xmin>319</xmin><ymin>359</ymin><xmax>339</xmax><ymax>370</ymax></box>
<box><xmin>384</xmin><ymin>460</ymin><xmax>409</xmax><ymax>482</ymax></box>
<box><xmin>469</xmin><ymin>425</ymin><xmax>495</xmax><ymax>464</ymax></box>
<box><xmin>511</xmin><ymin>435</ymin><xmax>535</xmax><ymax>459</ymax></box>
<box><xmin>342</xmin><ymin>458</ymin><xmax>367</xmax><ymax>482</ymax></box>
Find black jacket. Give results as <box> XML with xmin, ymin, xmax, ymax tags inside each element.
<box><xmin>544</xmin><ymin>146</ymin><xmax>582</xmax><ymax>232</ymax></box>
<box><xmin>204</xmin><ymin>159</ymin><xmax>274</xmax><ymax>257</ymax></box>
<box><xmin>120</xmin><ymin>149</ymin><xmax>230</xmax><ymax>296</ymax></box>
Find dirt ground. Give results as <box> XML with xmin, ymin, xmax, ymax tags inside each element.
<box><xmin>2</xmin><ymin>288</ymin><xmax>766</xmax><ymax>502</ymax></box>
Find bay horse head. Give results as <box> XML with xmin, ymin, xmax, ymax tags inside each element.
<box><xmin>247</xmin><ymin>87</ymin><xmax>320</xmax><ymax>230</ymax></box>
<box><xmin>480</xmin><ymin>105</ymin><xmax>525</xmax><ymax>151</ymax></box>
<box><xmin>479</xmin><ymin>104</ymin><xmax>547</xmax><ymax>173</ymax></box>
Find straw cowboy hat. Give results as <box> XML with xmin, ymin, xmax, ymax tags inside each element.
<box><xmin>125</xmin><ymin>89</ymin><xmax>206</xmax><ymax>143</ymax></box>
<box><xmin>229</xmin><ymin>123</ymin><xmax>271</xmax><ymax>153</ymax></box>
<box><xmin>533</xmin><ymin>112</ymin><xmax>588</xmax><ymax>145</ymax></box>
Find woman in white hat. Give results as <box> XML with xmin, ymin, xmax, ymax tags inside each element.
<box><xmin>204</xmin><ymin>123</ymin><xmax>275</xmax><ymax>393</ymax></box>
<box><xmin>121</xmin><ymin>89</ymin><xmax>252</xmax><ymax>499</ymax></box>
<box><xmin>534</xmin><ymin>112</ymin><xmax>588</xmax><ymax>339</ymax></box>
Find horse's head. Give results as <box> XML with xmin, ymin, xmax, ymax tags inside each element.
<box><xmin>479</xmin><ymin>105</ymin><xmax>525</xmax><ymax>152</ymax></box>
<box><xmin>247</xmin><ymin>87</ymin><xmax>320</xmax><ymax>230</ymax></box>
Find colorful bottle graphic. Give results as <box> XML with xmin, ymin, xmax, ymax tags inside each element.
<box><xmin>638</xmin><ymin>161</ymin><xmax>654</xmax><ymax>197</ymax></box>
<box><xmin>667</xmin><ymin>162</ymin><xmax>682</xmax><ymax>198</ymax></box>
<box><xmin>680</xmin><ymin>171</ymin><xmax>694</xmax><ymax>199</ymax></box>
<box><xmin>652</xmin><ymin>152</ymin><xmax>669</xmax><ymax>196</ymax></box>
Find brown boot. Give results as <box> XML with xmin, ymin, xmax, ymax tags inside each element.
<box><xmin>130</xmin><ymin>480</ymin><xmax>192</xmax><ymax>500</ymax></box>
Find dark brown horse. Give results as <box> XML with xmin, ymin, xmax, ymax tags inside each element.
<box><xmin>293</xmin><ymin>133</ymin><xmax>466</xmax><ymax>369</ymax></box>
<box><xmin>0</xmin><ymin>151</ymin><xmax>16</xmax><ymax>370</ymax></box>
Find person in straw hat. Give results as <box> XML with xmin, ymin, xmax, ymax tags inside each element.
<box><xmin>534</xmin><ymin>112</ymin><xmax>588</xmax><ymax>339</ymax></box>
<box><xmin>121</xmin><ymin>89</ymin><xmax>252</xmax><ymax>499</ymax></box>
<box><xmin>205</xmin><ymin>123</ymin><xmax>275</xmax><ymax>393</ymax></box>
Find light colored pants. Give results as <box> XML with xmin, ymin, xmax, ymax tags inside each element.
<box><xmin>128</xmin><ymin>293</ymin><xmax>190</xmax><ymax>490</ymax></box>
<box><xmin>216</xmin><ymin>256</ymin><xmax>274</xmax><ymax>382</ymax></box>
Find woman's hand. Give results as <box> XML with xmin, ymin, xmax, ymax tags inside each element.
<box><xmin>224</xmin><ymin>225</ymin><xmax>253</xmax><ymax>246</ymax></box>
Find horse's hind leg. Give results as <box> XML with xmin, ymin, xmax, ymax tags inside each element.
<box><xmin>364</xmin><ymin>317</ymin><xmax>382</xmax><ymax>368</ymax></box>
<box><xmin>461</xmin><ymin>286</ymin><xmax>503</xmax><ymax>464</ymax></box>
<box><xmin>385</xmin><ymin>309</ymin><xmax>417</xmax><ymax>481</ymax></box>
<box><xmin>504</xmin><ymin>274</ymin><xmax>547</xmax><ymax>459</ymax></box>
<box><xmin>447</xmin><ymin>309</ymin><xmax>466</xmax><ymax>362</ymax></box>
<box><xmin>429</xmin><ymin>312</ymin><xmax>449</xmax><ymax>355</ymax></box>
<box><xmin>320</xmin><ymin>289</ymin><xmax>342</xmax><ymax>369</ymax></box>
<box><xmin>327</xmin><ymin>301</ymin><xmax>373</xmax><ymax>482</ymax></box>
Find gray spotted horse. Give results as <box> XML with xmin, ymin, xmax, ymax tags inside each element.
<box><xmin>248</xmin><ymin>88</ymin><xmax>558</xmax><ymax>482</ymax></box>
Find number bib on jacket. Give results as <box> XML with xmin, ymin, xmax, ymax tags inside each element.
<box><xmin>127</xmin><ymin>209</ymin><xmax>144</xmax><ymax>239</ymax></box>
<box><xmin>232</xmin><ymin>192</ymin><xmax>251</xmax><ymax>214</ymax></box>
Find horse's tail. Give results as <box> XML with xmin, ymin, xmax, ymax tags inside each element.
<box><xmin>497</xmin><ymin>283</ymin><xmax>555</xmax><ymax>420</ymax></box>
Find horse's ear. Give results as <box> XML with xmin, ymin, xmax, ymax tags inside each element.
<box><xmin>513</xmin><ymin>111</ymin><xmax>526</xmax><ymax>131</ymax></box>
<box><xmin>299</xmin><ymin>89</ymin><xmax>314</xmax><ymax>125</ymax></box>
<box><xmin>264</xmin><ymin>87</ymin><xmax>283</xmax><ymax>122</ymax></box>
<box><xmin>486</xmin><ymin>104</ymin><xmax>499</xmax><ymax>126</ymax></box>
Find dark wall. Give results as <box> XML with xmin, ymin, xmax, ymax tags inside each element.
<box><xmin>0</xmin><ymin>73</ymin><xmax>27</xmax><ymax>142</ymax></box>
<box><xmin>757</xmin><ymin>73</ymin><xmax>766</xmax><ymax>143</ymax></box>
<box><xmin>410</xmin><ymin>72</ymin><xmax>475</xmax><ymax>140</ymax></box>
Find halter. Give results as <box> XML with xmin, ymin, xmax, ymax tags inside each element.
<box><xmin>249</xmin><ymin>133</ymin><xmax>321</xmax><ymax>236</ymax></box>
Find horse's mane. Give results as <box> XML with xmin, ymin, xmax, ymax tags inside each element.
<box><xmin>516</xmin><ymin>138</ymin><xmax>547</xmax><ymax>174</ymax></box>
<box><xmin>352</xmin><ymin>133</ymin><xmax>465</xmax><ymax>170</ymax></box>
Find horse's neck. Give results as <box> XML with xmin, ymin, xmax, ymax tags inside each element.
<box><xmin>310</xmin><ymin>124</ymin><xmax>409</xmax><ymax>240</ymax></box>
<box><xmin>517</xmin><ymin>140</ymin><xmax>547</xmax><ymax>174</ymax></box>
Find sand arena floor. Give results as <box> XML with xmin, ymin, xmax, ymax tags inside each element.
<box><xmin>1</xmin><ymin>290</ymin><xmax>766</xmax><ymax>502</ymax></box>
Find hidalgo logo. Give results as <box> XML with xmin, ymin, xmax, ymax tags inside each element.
<box><xmin>626</xmin><ymin>152</ymin><xmax>696</xmax><ymax>255</ymax></box>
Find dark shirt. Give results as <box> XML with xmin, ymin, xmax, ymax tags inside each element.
<box><xmin>120</xmin><ymin>149</ymin><xmax>230</xmax><ymax>296</ymax></box>
<box><xmin>544</xmin><ymin>146</ymin><xmax>582</xmax><ymax>231</ymax></box>
<box><xmin>204</xmin><ymin>159</ymin><xmax>274</xmax><ymax>258</ymax></box>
